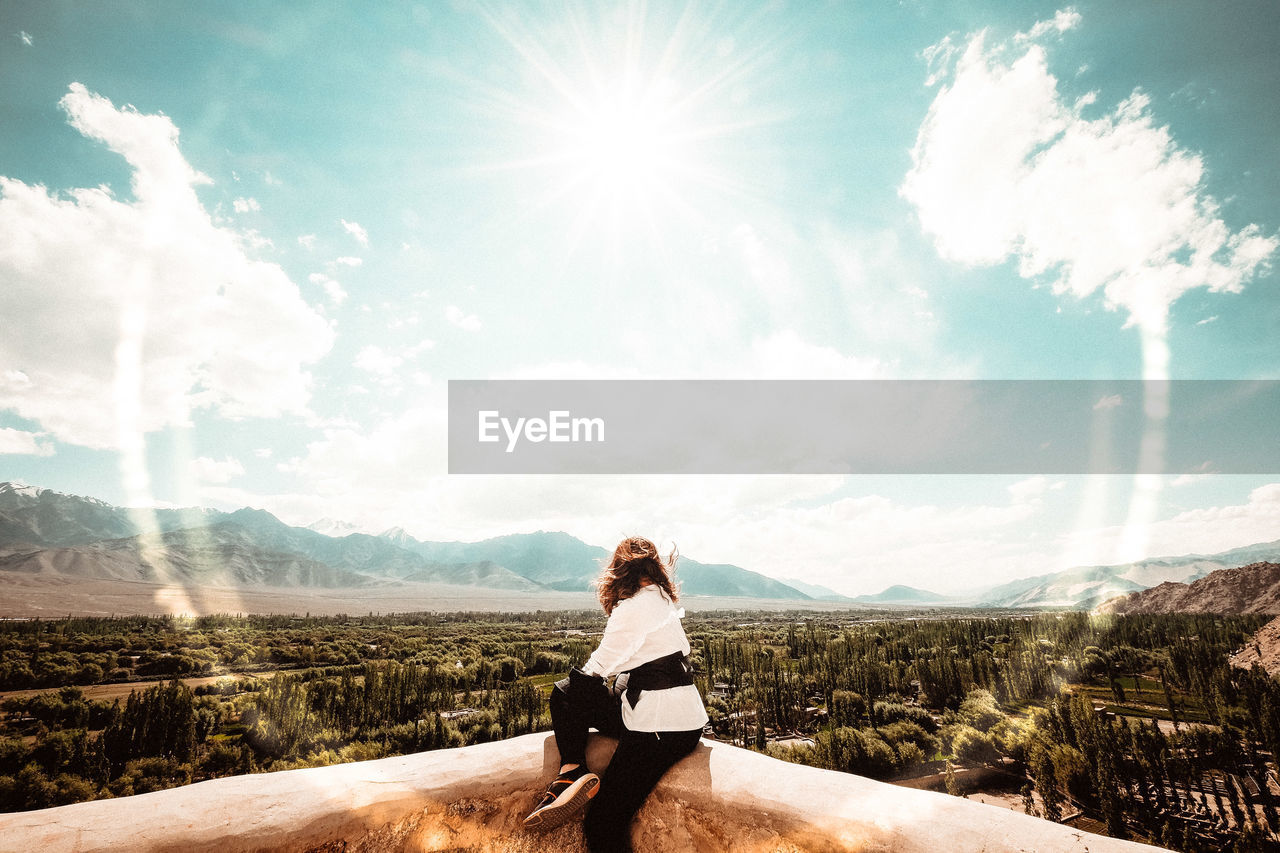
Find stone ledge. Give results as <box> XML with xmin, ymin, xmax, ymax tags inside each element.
<box><xmin>0</xmin><ymin>733</ymin><xmax>1169</xmax><ymax>852</ymax></box>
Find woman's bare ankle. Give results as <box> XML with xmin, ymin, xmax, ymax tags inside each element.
<box><xmin>559</xmin><ymin>763</ymin><xmax>580</xmax><ymax>774</ymax></box>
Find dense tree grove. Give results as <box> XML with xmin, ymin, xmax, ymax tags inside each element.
<box><xmin>0</xmin><ymin>612</ymin><xmax>572</xmax><ymax>809</ymax></box>
<box><xmin>0</xmin><ymin>610</ymin><xmax>1277</xmax><ymax>851</ymax></box>
<box><xmin>711</xmin><ymin>612</ymin><xmax>1278</xmax><ymax>851</ymax></box>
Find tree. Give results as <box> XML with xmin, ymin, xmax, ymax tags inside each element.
<box><xmin>944</xmin><ymin>759</ymin><xmax>961</xmax><ymax>797</ymax></box>
<box><xmin>830</xmin><ymin>690</ymin><xmax>867</xmax><ymax>728</ymax></box>
<box><xmin>952</xmin><ymin>725</ymin><xmax>1000</xmax><ymax>766</ymax></box>
<box><xmin>1032</xmin><ymin>746</ymin><xmax>1062</xmax><ymax>821</ymax></box>
<box><xmin>957</xmin><ymin>689</ymin><xmax>1003</xmax><ymax>732</ymax></box>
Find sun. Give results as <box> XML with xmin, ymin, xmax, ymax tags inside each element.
<box><xmin>464</xmin><ymin>2</ymin><xmax>782</xmax><ymax>258</ymax></box>
<box><xmin>549</xmin><ymin>72</ymin><xmax>696</xmax><ymax>230</ymax></box>
<box><xmin>567</xmin><ymin>82</ymin><xmax>676</xmax><ymax>194</ymax></box>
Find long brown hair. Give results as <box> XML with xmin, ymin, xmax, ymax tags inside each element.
<box><xmin>595</xmin><ymin>536</ymin><xmax>679</xmax><ymax>615</ymax></box>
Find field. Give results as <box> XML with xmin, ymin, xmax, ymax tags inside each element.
<box><xmin>0</xmin><ymin>574</ymin><xmax>903</xmax><ymax>617</ymax></box>
<box><xmin>0</xmin><ymin>671</ymin><xmax>283</xmax><ymax>705</ymax></box>
<box><xmin>0</xmin><ymin>609</ymin><xmax>1276</xmax><ymax>853</ymax></box>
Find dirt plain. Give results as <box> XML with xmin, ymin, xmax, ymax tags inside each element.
<box><xmin>0</xmin><ymin>575</ymin><xmax>882</xmax><ymax>618</ymax></box>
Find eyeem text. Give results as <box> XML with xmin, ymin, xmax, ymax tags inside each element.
<box><xmin>477</xmin><ymin>410</ymin><xmax>605</xmax><ymax>453</ymax></box>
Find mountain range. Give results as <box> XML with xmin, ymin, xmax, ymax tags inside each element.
<box><xmin>851</xmin><ymin>584</ymin><xmax>964</xmax><ymax>606</ymax></box>
<box><xmin>970</xmin><ymin>539</ymin><xmax>1280</xmax><ymax>609</ymax></box>
<box><xmin>0</xmin><ymin>481</ymin><xmax>811</xmax><ymax>601</ymax></box>
<box><xmin>1097</xmin><ymin>562</ymin><xmax>1280</xmax><ymax>615</ymax></box>
<box><xmin>2</xmin><ymin>481</ymin><xmax>1277</xmax><ymax>611</ymax></box>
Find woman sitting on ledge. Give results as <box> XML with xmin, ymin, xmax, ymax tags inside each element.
<box><xmin>523</xmin><ymin>536</ymin><xmax>708</xmax><ymax>852</ymax></box>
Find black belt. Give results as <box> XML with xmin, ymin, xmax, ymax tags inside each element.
<box><xmin>618</xmin><ymin>650</ymin><xmax>694</xmax><ymax>709</ymax></box>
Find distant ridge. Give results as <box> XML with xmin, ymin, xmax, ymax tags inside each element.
<box><xmin>0</xmin><ymin>481</ymin><xmax>811</xmax><ymax>602</ymax></box>
<box><xmin>306</xmin><ymin>517</ymin><xmax>366</xmax><ymax>537</ymax></box>
<box><xmin>0</xmin><ymin>480</ymin><xmax>217</xmax><ymax>547</ymax></box>
<box><xmin>778</xmin><ymin>577</ymin><xmax>855</xmax><ymax>602</ymax></box>
<box><xmin>1096</xmin><ymin>561</ymin><xmax>1280</xmax><ymax>615</ymax></box>
<box><xmin>379</xmin><ymin>527</ymin><xmax>812</xmax><ymax>599</ymax></box>
<box><xmin>6</xmin><ymin>479</ymin><xmax>1278</xmax><ymax>614</ymax></box>
<box><xmin>853</xmin><ymin>584</ymin><xmax>958</xmax><ymax>606</ymax></box>
<box><xmin>974</xmin><ymin>539</ymin><xmax>1280</xmax><ymax>609</ymax></box>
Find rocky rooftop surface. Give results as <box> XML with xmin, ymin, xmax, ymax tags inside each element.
<box><xmin>0</xmin><ymin>731</ymin><xmax>1169</xmax><ymax>852</ymax></box>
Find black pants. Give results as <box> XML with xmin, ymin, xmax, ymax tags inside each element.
<box><xmin>549</xmin><ymin>676</ymin><xmax>702</xmax><ymax>853</ymax></box>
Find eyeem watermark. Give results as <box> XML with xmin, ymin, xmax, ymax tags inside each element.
<box><xmin>478</xmin><ymin>410</ymin><xmax>605</xmax><ymax>453</ymax></box>
<box><xmin>448</xmin><ymin>379</ymin><xmax>1280</xmax><ymax>475</ymax></box>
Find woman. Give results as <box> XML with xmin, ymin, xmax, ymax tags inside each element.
<box><xmin>523</xmin><ymin>536</ymin><xmax>708</xmax><ymax>852</ymax></box>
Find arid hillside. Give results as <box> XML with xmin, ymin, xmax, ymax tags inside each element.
<box><xmin>1097</xmin><ymin>562</ymin><xmax>1280</xmax><ymax>615</ymax></box>
<box><xmin>1229</xmin><ymin>615</ymin><xmax>1280</xmax><ymax>676</ymax></box>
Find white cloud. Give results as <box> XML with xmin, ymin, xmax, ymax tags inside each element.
<box><xmin>232</xmin><ymin>196</ymin><xmax>260</xmax><ymax>213</ymax></box>
<box><xmin>218</xmin><ymin>454</ymin><xmax>1276</xmax><ymax>594</ymax></box>
<box><xmin>308</xmin><ymin>273</ymin><xmax>347</xmax><ymax>306</ymax></box>
<box><xmin>402</xmin><ymin>477</ymin><xmax>1036</xmax><ymax>594</ymax></box>
<box><xmin>271</xmin><ymin>401</ymin><xmax>449</xmax><ymax>501</ymax></box>
<box><xmin>921</xmin><ymin>35</ymin><xmax>959</xmax><ymax>87</ymax></box>
<box><xmin>353</xmin><ymin>345</ymin><xmax>403</xmax><ymax>377</ymax></box>
<box><xmin>1196</xmin><ymin>315</ymin><xmax>1218</xmax><ymax>326</ymax></box>
<box><xmin>254</xmin><ymin>448</ymin><xmax>273</xmax><ymax>459</ymax></box>
<box><xmin>1058</xmin><ymin>480</ymin><xmax>1280</xmax><ymax>563</ymax></box>
<box><xmin>1017</xmin><ymin>8</ymin><xmax>1082</xmax><ymax>42</ymax></box>
<box><xmin>18</xmin><ymin>31</ymin><xmax>32</xmax><ymax>46</ymax></box>
<box><xmin>692</xmin><ymin>490</ymin><xmax>1044</xmax><ymax>591</ymax></box>
<box><xmin>902</xmin><ymin>17</ymin><xmax>1278</xmax><ymax>337</ymax></box>
<box><xmin>746</xmin><ymin>329</ymin><xmax>881</xmax><ymax>378</ymax></box>
<box><xmin>238</xmin><ymin>229</ymin><xmax>273</xmax><ymax>252</ymax></box>
<box><xmin>901</xmin><ymin>11</ymin><xmax>1274</xmax><ymax>556</ymax></box>
<box><xmin>351</xmin><ymin>340</ymin><xmax>434</xmax><ymax>386</ymax></box>
<box><xmin>263</xmin><ymin>171</ymin><xmax>282</xmax><ymax>186</ymax></box>
<box><xmin>819</xmin><ymin>225</ymin><xmax>942</xmax><ymax>360</ymax></box>
<box><xmin>190</xmin><ymin>455</ymin><xmax>245</xmax><ymax>484</ymax></box>
<box><xmin>729</xmin><ymin>223</ymin><xmax>795</xmax><ymax>309</ymax></box>
<box><xmin>496</xmin><ymin>328</ymin><xmax>884</xmax><ymax>382</ymax></box>
<box><xmin>404</xmin><ymin>338</ymin><xmax>435</xmax><ymax>357</ymax></box>
<box><xmin>196</xmin><ymin>390</ymin><xmax>1279</xmax><ymax>597</ymax></box>
<box><xmin>1169</xmin><ymin>461</ymin><xmax>1216</xmax><ymax>488</ymax></box>
<box><xmin>333</xmin><ymin>256</ymin><xmax>362</xmax><ymax>267</ymax></box>
<box><xmin>0</xmin><ymin>427</ymin><xmax>54</xmax><ymax>456</ymax></box>
<box><xmin>0</xmin><ymin>84</ymin><xmax>334</xmax><ymax>449</ymax></box>
<box><xmin>297</xmin><ymin>234</ymin><xmax>317</xmax><ymax>250</ymax></box>
<box><xmin>495</xmin><ymin>360</ymin><xmax>648</xmax><ymax>380</ymax></box>
<box><xmin>246</xmin><ymin>392</ymin><xmax>865</xmax><ymax>565</ymax></box>
<box><xmin>1008</xmin><ymin>475</ymin><xmax>1048</xmax><ymax>503</ymax></box>
<box><xmin>445</xmin><ymin>305</ymin><xmax>482</xmax><ymax>332</ymax></box>
<box><xmin>227</xmin><ymin>372</ymin><xmax>1051</xmax><ymax>593</ymax></box>
<box><xmin>1093</xmin><ymin>394</ymin><xmax>1123</xmax><ymax>411</ymax></box>
<box><xmin>341</xmin><ymin>219</ymin><xmax>369</xmax><ymax>246</ymax></box>
<box><xmin>323</xmin><ymin>281</ymin><xmax>347</xmax><ymax>305</ymax></box>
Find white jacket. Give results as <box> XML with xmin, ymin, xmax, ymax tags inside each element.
<box><xmin>582</xmin><ymin>584</ymin><xmax>709</xmax><ymax>732</ymax></box>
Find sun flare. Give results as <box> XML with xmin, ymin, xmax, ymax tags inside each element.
<box><xmin>468</xmin><ymin>2</ymin><xmax>782</xmax><ymax>258</ymax></box>
<box><xmin>566</xmin><ymin>83</ymin><xmax>679</xmax><ymax>193</ymax></box>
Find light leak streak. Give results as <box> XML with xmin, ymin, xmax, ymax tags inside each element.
<box><xmin>113</xmin><ymin>205</ymin><xmax>239</xmax><ymax>616</ymax></box>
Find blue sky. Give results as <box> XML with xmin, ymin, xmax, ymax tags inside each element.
<box><xmin>1</xmin><ymin>1</ymin><xmax>1278</xmax><ymax>595</ymax></box>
